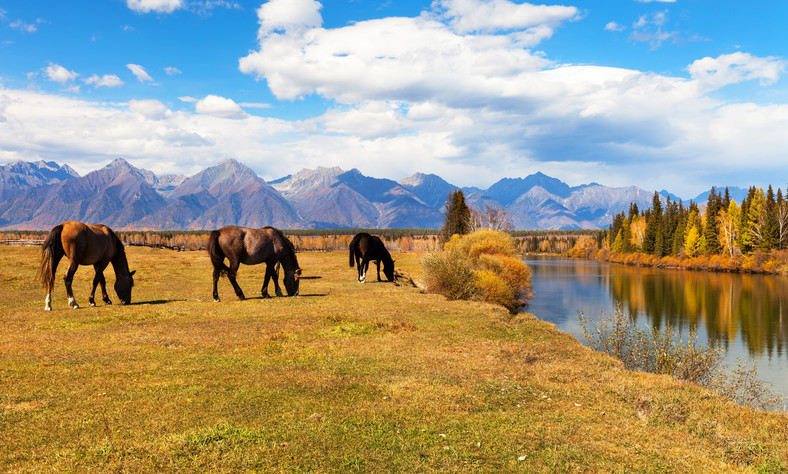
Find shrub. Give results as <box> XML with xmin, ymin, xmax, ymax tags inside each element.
<box><xmin>580</xmin><ymin>306</ymin><xmax>783</xmax><ymax>410</ymax></box>
<box><xmin>420</xmin><ymin>230</ymin><xmax>532</xmax><ymax>313</ymax></box>
<box><xmin>420</xmin><ymin>252</ymin><xmax>477</xmax><ymax>301</ymax></box>
<box><xmin>475</xmin><ymin>270</ymin><xmax>518</xmax><ymax>313</ymax></box>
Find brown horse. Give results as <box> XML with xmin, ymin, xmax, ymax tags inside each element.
<box><xmin>207</xmin><ymin>225</ymin><xmax>301</xmax><ymax>302</ymax></box>
<box><xmin>37</xmin><ymin>221</ymin><xmax>136</xmax><ymax>310</ymax></box>
<box><xmin>349</xmin><ymin>232</ymin><xmax>395</xmax><ymax>283</ymax></box>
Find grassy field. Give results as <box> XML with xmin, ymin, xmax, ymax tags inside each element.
<box><xmin>1</xmin><ymin>246</ymin><xmax>787</xmax><ymax>472</ymax></box>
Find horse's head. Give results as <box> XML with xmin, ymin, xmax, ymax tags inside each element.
<box><xmin>284</xmin><ymin>267</ymin><xmax>302</xmax><ymax>296</ymax></box>
<box><xmin>115</xmin><ymin>269</ymin><xmax>136</xmax><ymax>305</ymax></box>
<box><xmin>383</xmin><ymin>259</ymin><xmax>395</xmax><ymax>282</ymax></box>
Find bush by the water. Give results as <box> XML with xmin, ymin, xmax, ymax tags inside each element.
<box><xmin>420</xmin><ymin>229</ymin><xmax>532</xmax><ymax>313</ymax></box>
<box><xmin>580</xmin><ymin>306</ymin><xmax>784</xmax><ymax>410</ymax></box>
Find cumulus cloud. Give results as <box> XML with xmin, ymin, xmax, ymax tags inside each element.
<box><xmin>84</xmin><ymin>74</ymin><xmax>125</xmax><ymax>88</ymax></box>
<box><xmin>688</xmin><ymin>52</ymin><xmax>786</xmax><ymax>91</ymax></box>
<box><xmin>604</xmin><ymin>21</ymin><xmax>625</xmax><ymax>32</ymax></box>
<box><xmin>256</xmin><ymin>0</ymin><xmax>322</xmax><ymax>36</ymax></box>
<box><xmin>127</xmin><ymin>64</ymin><xmax>154</xmax><ymax>82</ymax></box>
<box><xmin>129</xmin><ymin>99</ymin><xmax>169</xmax><ymax>120</ymax></box>
<box><xmin>126</xmin><ymin>0</ymin><xmax>183</xmax><ymax>14</ymax></box>
<box><xmin>44</xmin><ymin>64</ymin><xmax>78</xmax><ymax>83</ymax></box>
<box><xmin>195</xmin><ymin>95</ymin><xmax>247</xmax><ymax>119</ymax></box>
<box><xmin>164</xmin><ymin>66</ymin><xmax>182</xmax><ymax>76</ymax></box>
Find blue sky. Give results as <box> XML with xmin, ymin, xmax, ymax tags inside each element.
<box><xmin>1</xmin><ymin>0</ymin><xmax>787</xmax><ymax>199</ymax></box>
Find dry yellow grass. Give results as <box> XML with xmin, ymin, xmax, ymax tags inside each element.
<box><xmin>1</xmin><ymin>246</ymin><xmax>787</xmax><ymax>472</ymax></box>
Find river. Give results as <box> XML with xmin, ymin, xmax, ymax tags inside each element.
<box><xmin>524</xmin><ymin>256</ymin><xmax>788</xmax><ymax>401</ymax></box>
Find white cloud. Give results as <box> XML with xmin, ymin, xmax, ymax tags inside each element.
<box><xmin>434</xmin><ymin>0</ymin><xmax>579</xmax><ymax>35</ymax></box>
<box><xmin>9</xmin><ymin>19</ymin><xmax>39</xmax><ymax>33</ymax></box>
<box><xmin>84</xmin><ymin>74</ymin><xmax>125</xmax><ymax>88</ymax></box>
<box><xmin>129</xmin><ymin>99</ymin><xmax>170</xmax><ymax>120</ymax></box>
<box><xmin>127</xmin><ymin>64</ymin><xmax>154</xmax><ymax>82</ymax></box>
<box><xmin>256</xmin><ymin>0</ymin><xmax>322</xmax><ymax>37</ymax></box>
<box><xmin>44</xmin><ymin>64</ymin><xmax>78</xmax><ymax>83</ymax></box>
<box><xmin>191</xmin><ymin>1</ymin><xmax>242</xmax><ymax>15</ymax></box>
<box><xmin>126</xmin><ymin>0</ymin><xmax>183</xmax><ymax>14</ymax></box>
<box><xmin>688</xmin><ymin>52</ymin><xmax>786</xmax><ymax>91</ymax></box>
<box><xmin>604</xmin><ymin>21</ymin><xmax>625</xmax><ymax>32</ymax></box>
<box><xmin>164</xmin><ymin>66</ymin><xmax>182</xmax><ymax>76</ymax></box>
<box><xmin>195</xmin><ymin>95</ymin><xmax>247</xmax><ymax>119</ymax></box>
<box><xmin>239</xmin><ymin>14</ymin><xmax>550</xmax><ymax>103</ymax></box>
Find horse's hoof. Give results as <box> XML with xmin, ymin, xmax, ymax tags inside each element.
<box><xmin>275</xmin><ymin>290</ymin><xmax>283</xmax><ymax>297</ymax></box>
<box><xmin>261</xmin><ymin>293</ymin><xmax>271</xmax><ymax>299</ymax></box>
<box><xmin>213</xmin><ymin>298</ymin><xmax>221</xmax><ymax>303</ymax></box>
<box><xmin>104</xmin><ymin>299</ymin><xmax>112</xmax><ymax>305</ymax></box>
<box><xmin>71</xmin><ymin>304</ymin><xmax>79</xmax><ymax>310</ymax></box>
<box><xmin>89</xmin><ymin>302</ymin><xmax>96</xmax><ymax>307</ymax></box>
<box><xmin>44</xmin><ymin>306</ymin><xmax>52</xmax><ymax>311</ymax></box>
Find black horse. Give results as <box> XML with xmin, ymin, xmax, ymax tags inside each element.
<box><xmin>349</xmin><ymin>232</ymin><xmax>395</xmax><ymax>283</ymax></box>
<box><xmin>37</xmin><ymin>221</ymin><xmax>135</xmax><ymax>310</ymax></box>
<box><xmin>207</xmin><ymin>225</ymin><xmax>301</xmax><ymax>302</ymax></box>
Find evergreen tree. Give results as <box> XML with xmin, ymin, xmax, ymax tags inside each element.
<box><xmin>440</xmin><ymin>190</ymin><xmax>471</xmax><ymax>242</ymax></box>
<box><xmin>762</xmin><ymin>185</ymin><xmax>778</xmax><ymax>251</ymax></box>
<box><xmin>702</xmin><ymin>187</ymin><xmax>721</xmax><ymax>255</ymax></box>
<box><xmin>642</xmin><ymin>192</ymin><xmax>662</xmax><ymax>255</ymax></box>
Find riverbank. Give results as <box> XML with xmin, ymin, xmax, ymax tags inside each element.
<box><xmin>2</xmin><ymin>247</ymin><xmax>787</xmax><ymax>471</ymax></box>
<box><xmin>572</xmin><ymin>247</ymin><xmax>788</xmax><ymax>275</ymax></box>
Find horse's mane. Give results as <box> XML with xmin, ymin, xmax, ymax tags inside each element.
<box><xmin>265</xmin><ymin>226</ymin><xmax>299</xmax><ymax>269</ymax></box>
<box><xmin>107</xmin><ymin>227</ymin><xmax>125</xmax><ymax>254</ymax></box>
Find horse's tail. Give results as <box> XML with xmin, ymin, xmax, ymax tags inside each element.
<box><xmin>37</xmin><ymin>224</ymin><xmax>64</xmax><ymax>292</ymax></box>
<box><xmin>207</xmin><ymin>230</ymin><xmax>229</xmax><ymax>276</ymax></box>
<box><xmin>349</xmin><ymin>233</ymin><xmax>361</xmax><ymax>267</ymax></box>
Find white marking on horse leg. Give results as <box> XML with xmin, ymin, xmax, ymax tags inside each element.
<box><xmin>68</xmin><ymin>297</ymin><xmax>79</xmax><ymax>309</ymax></box>
<box><xmin>44</xmin><ymin>294</ymin><xmax>52</xmax><ymax>311</ymax></box>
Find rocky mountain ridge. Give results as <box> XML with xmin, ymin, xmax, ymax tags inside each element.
<box><xmin>0</xmin><ymin>158</ymin><xmax>701</xmax><ymax>230</ymax></box>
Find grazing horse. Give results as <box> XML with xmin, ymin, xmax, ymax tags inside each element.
<box><xmin>37</xmin><ymin>221</ymin><xmax>136</xmax><ymax>310</ymax></box>
<box><xmin>207</xmin><ymin>226</ymin><xmax>302</xmax><ymax>302</ymax></box>
<box><xmin>349</xmin><ymin>232</ymin><xmax>395</xmax><ymax>283</ymax></box>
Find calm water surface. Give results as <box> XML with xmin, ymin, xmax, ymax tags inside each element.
<box><xmin>524</xmin><ymin>256</ymin><xmax>788</xmax><ymax>399</ymax></box>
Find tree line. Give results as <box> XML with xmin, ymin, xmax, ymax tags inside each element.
<box><xmin>607</xmin><ymin>185</ymin><xmax>788</xmax><ymax>260</ymax></box>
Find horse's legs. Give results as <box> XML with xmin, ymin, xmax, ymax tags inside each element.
<box><xmin>273</xmin><ymin>262</ymin><xmax>283</xmax><ymax>297</ymax></box>
<box><xmin>227</xmin><ymin>260</ymin><xmax>245</xmax><ymax>300</ymax></box>
<box><xmin>375</xmin><ymin>260</ymin><xmax>382</xmax><ymax>282</ymax></box>
<box><xmin>212</xmin><ymin>267</ymin><xmax>221</xmax><ymax>302</ymax></box>
<box><xmin>44</xmin><ymin>257</ymin><xmax>61</xmax><ymax>311</ymax></box>
<box><xmin>355</xmin><ymin>254</ymin><xmax>364</xmax><ymax>282</ymax></box>
<box><xmin>63</xmin><ymin>260</ymin><xmax>80</xmax><ymax>309</ymax></box>
<box><xmin>360</xmin><ymin>256</ymin><xmax>370</xmax><ymax>283</ymax></box>
<box><xmin>89</xmin><ymin>263</ymin><xmax>111</xmax><ymax>306</ymax></box>
<box><xmin>261</xmin><ymin>263</ymin><xmax>272</xmax><ymax>298</ymax></box>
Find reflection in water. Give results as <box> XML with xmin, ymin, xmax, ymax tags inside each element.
<box><xmin>524</xmin><ymin>256</ymin><xmax>788</xmax><ymax>399</ymax></box>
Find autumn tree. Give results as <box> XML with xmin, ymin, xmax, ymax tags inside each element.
<box><xmin>717</xmin><ymin>199</ymin><xmax>741</xmax><ymax>257</ymax></box>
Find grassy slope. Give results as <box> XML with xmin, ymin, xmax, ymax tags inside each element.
<box><xmin>1</xmin><ymin>246</ymin><xmax>786</xmax><ymax>472</ymax></box>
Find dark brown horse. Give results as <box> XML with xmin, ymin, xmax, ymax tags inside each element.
<box><xmin>207</xmin><ymin>226</ymin><xmax>301</xmax><ymax>302</ymax></box>
<box><xmin>37</xmin><ymin>221</ymin><xmax>136</xmax><ymax>310</ymax></box>
<box><xmin>349</xmin><ymin>232</ymin><xmax>395</xmax><ymax>283</ymax></box>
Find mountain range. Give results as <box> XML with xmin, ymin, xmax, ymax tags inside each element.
<box><xmin>0</xmin><ymin>158</ymin><xmax>720</xmax><ymax>231</ymax></box>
